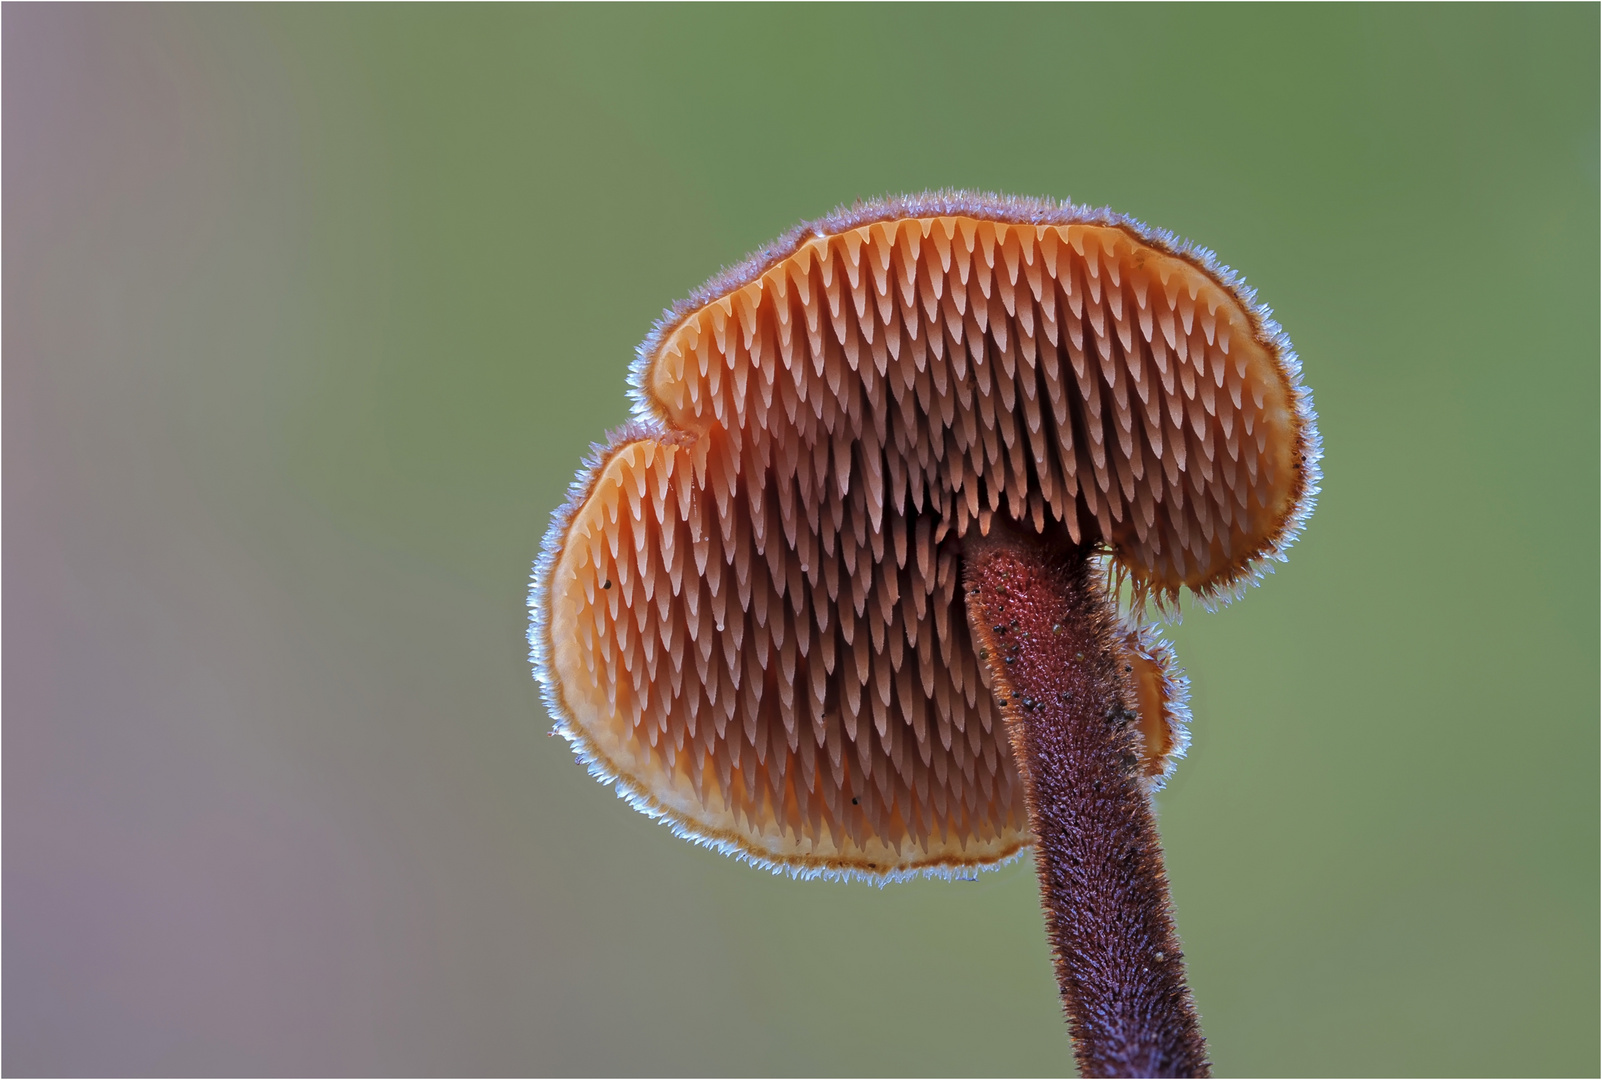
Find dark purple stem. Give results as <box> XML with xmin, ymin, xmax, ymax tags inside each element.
<box><xmin>964</xmin><ymin>524</ymin><xmax>1209</xmax><ymax>1079</ymax></box>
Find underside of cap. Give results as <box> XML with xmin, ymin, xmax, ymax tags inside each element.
<box><xmin>533</xmin><ymin>429</ymin><xmax>1031</xmax><ymax>881</ymax></box>
<box><xmin>632</xmin><ymin>191</ymin><xmax>1320</xmax><ymax>607</ymax></box>
<box><xmin>531</xmin><ymin>191</ymin><xmax>1319</xmax><ymax>880</ymax></box>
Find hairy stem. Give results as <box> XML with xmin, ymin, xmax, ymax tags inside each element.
<box><xmin>964</xmin><ymin>525</ymin><xmax>1208</xmax><ymax>1079</ymax></box>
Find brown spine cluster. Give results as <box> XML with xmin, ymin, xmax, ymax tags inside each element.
<box><xmin>648</xmin><ymin>218</ymin><xmax>1304</xmax><ymax>602</ymax></box>
<box><xmin>550</xmin><ymin>436</ymin><xmax>1024</xmax><ymax>873</ymax></box>
<box><xmin>965</xmin><ymin>525</ymin><xmax>1209</xmax><ymax>1078</ymax></box>
<box><xmin>544</xmin><ymin>206</ymin><xmax>1301</xmax><ymax>875</ymax></box>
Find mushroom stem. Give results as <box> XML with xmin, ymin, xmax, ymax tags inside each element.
<box><xmin>964</xmin><ymin>524</ymin><xmax>1209</xmax><ymax>1079</ymax></box>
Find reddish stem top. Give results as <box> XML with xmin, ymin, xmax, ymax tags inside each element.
<box><xmin>965</xmin><ymin>525</ymin><xmax>1208</xmax><ymax>1078</ymax></box>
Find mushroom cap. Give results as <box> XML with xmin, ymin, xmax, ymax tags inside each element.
<box><xmin>1121</xmin><ymin>620</ymin><xmax>1191</xmax><ymax>788</ymax></box>
<box><xmin>531</xmin><ymin>192</ymin><xmax>1319</xmax><ymax>880</ymax></box>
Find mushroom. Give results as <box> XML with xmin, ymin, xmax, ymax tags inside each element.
<box><xmin>530</xmin><ymin>192</ymin><xmax>1319</xmax><ymax>1075</ymax></box>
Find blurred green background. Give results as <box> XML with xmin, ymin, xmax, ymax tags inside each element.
<box><xmin>6</xmin><ymin>5</ymin><xmax>1596</xmax><ymax>1076</ymax></box>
